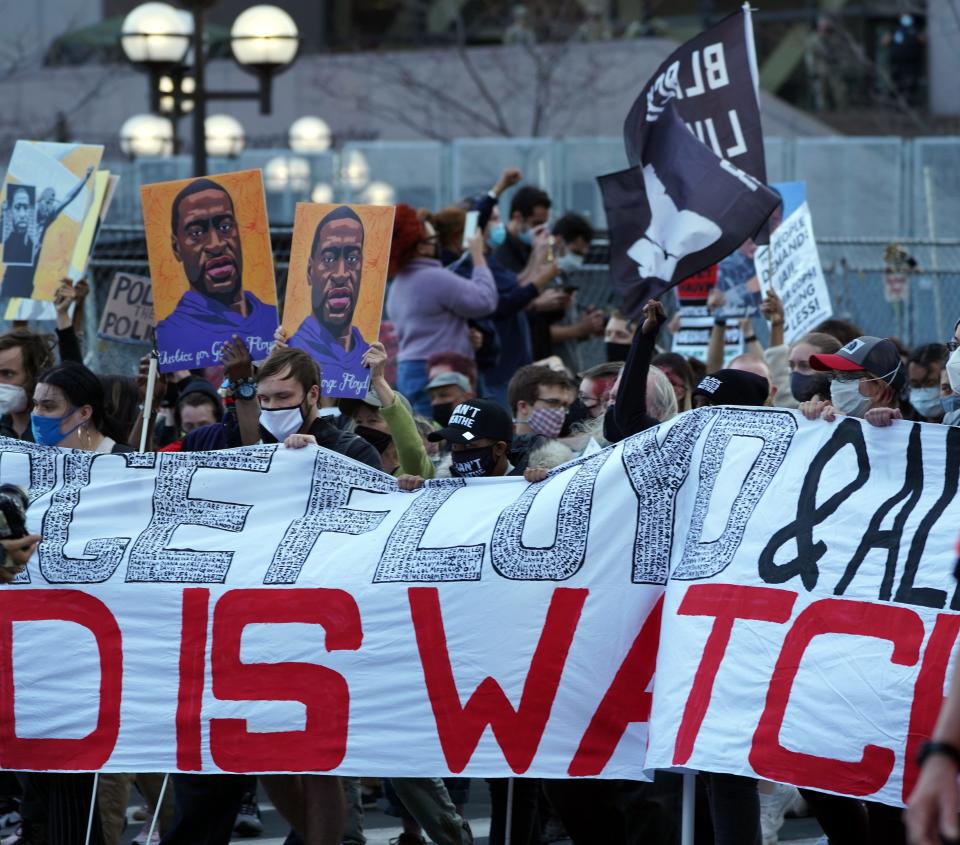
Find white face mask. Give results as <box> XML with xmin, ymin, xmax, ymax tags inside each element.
<box><xmin>946</xmin><ymin>347</ymin><xmax>960</xmax><ymax>394</ymax></box>
<box><xmin>830</xmin><ymin>378</ymin><xmax>871</xmax><ymax>418</ymax></box>
<box><xmin>259</xmin><ymin>404</ymin><xmax>305</xmax><ymax>442</ymax></box>
<box><xmin>0</xmin><ymin>383</ymin><xmax>27</xmax><ymax>415</ymax></box>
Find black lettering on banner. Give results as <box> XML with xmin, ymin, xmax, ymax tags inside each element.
<box><xmin>834</xmin><ymin>424</ymin><xmax>923</xmax><ymax>600</ymax></box>
<box><xmin>491</xmin><ymin>449</ymin><xmax>611</xmax><ymax>581</ymax></box>
<box><xmin>900</xmin><ymin>425</ymin><xmax>960</xmax><ymax>610</ymax></box>
<box><xmin>758</xmin><ymin>418</ymin><xmax>870</xmax><ymax>590</ymax></box>
<box><xmin>264</xmin><ymin>450</ymin><xmax>393</xmax><ymax>584</ymax></box>
<box><xmin>39</xmin><ymin>452</ymin><xmax>130</xmax><ymax>583</ymax></box>
<box><xmin>373</xmin><ymin>478</ymin><xmax>485</xmax><ymax>582</ymax></box>
<box><xmin>621</xmin><ymin>410</ymin><xmax>716</xmax><ymax>584</ymax></box>
<box><xmin>673</xmin><ymin>409</ymin><xmax>797</xmax><ymax>581</ymax></box>
<box><xmin>127</xmin><ymin>447</ymin><xmax>274</xmax><ymax>583</ymax></box>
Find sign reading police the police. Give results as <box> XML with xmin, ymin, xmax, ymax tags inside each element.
<box><xmin>97</xmin><ymin>272</ymin><xmax>155</xmax><ymax>345</ymax></box>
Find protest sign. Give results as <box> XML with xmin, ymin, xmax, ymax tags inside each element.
<box><xmin>282</xmin><ymin>203</ymin><xmax>395</xmax><ymax>399</ymax></box>
<box><xmin>3</xmin><ymin>298</ymin><xmax>55</xmax><ymax>322</ymax></box>
<box><xmin>141</xmin><ymin>169</ymin><xmax>278</xmax><ymax>373</ymax></box>
<box><xmin>0</xmin><ymin>140</ymin><xmax>103</xmax><ymax>300</ymax></box>
<box><xmin>3</xmin><ymin>408</ymin><xmax>956</xmax><ymax>805</ymax></box>
<box><xmin>673</xmin><ymin>265</ymin><xmax>743</xmax><ymax>364</ymax></box>
<box><xmin>97</xmin><ymin>272</ymin><xmax>154</xmax><ymax>345</ymax></box>
<box><xmin>756</xmin><ymin>201</ymin><xmax>833</xmax><ymax>343</ymax></box>
<box><xmin>68</xmin><ymin>170</ymin><xmax>111</xmax><ymax>280</ymax></box>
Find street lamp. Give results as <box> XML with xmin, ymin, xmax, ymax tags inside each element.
<box><xmin>340</xmin><ymin>150</ymin><xmax>370</xmax><ymax>191</ymax></box>
<box><xmin>120</xmin><ymin>114</ymin><xmax>176</xmax><ymax>157</ymax></box>
<box><xmin>289</xmin><ymin>117</ymin><xmax>331</xmax><ymax>153</ymax></box>
<box><xmin>205</xmin><ymin>114</ymin><xmax>245</xmax><ymax>157</ymax></box>
<box><xmin>121</xmin><ymin>2</ymin><xmax>300</xmax><ymax>176</ymax></box>
<box><xmin>362</xmin><ymin>181</ymin><xmax>396</xmax><ymax>206</ymax></box>
<box><xmin>311</xmin><ymin>183</ymin><xmax>334</xmax><ymax>204</ymax></box>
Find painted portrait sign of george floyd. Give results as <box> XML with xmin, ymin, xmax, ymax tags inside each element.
<box><xmin>141</xmin><ymin>169</ymin><xmax>279</xmax><ymax>372</ymax></box>
<box><xmin>1</xmin><ymin>408</ymin><xmax>958</xmax><ymax>807</ymax></box>
<box><xmin>282</xmin><ymin>203</ymin><xmax>395</xmax><ymax>399</ymax></box>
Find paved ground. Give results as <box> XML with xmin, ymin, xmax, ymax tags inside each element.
<box><xmin>107</xmin><ymin>779</ymin><xmax>826</xmax><ymax>845</ymax></box>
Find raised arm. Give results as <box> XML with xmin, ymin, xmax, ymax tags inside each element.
<box><xmin>51</xmin><ymin>166</ymin><xmax>94</xmax><ymax>220</ymax></box>
<box><xmin>606</xmin><ymin>299</ymin><xmax>665</xmax><ymax>441</ymax></box>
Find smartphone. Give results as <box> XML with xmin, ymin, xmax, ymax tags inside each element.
<box><xmin>462</xmin><ymin>210</ymin><xmax>479</xmax><ymax>248</ymax></box>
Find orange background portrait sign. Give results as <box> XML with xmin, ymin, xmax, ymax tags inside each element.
<box><xmin>140</xmin><ymin>169</ymin><xmax>278</xmax><ymax>371</ymax></box>
<box><xmin>282</xmin><ymin>202</ymin><xmax>394</xmax><ymax>398</ymax></box>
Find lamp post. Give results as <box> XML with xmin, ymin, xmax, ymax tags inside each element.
<box><xmin>121</xmin><ymin>2</ymin><xmax>300</xmax><ymax>177</ymax></box>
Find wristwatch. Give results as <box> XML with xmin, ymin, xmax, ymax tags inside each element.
<box><xmin>744</xmin><ymin>335</ymin><xmax>758</xmax><ymax>344</ymax></box>
<box><xmin>233</xmin><ymin>377</ymin><xmax>257</xmax><ymax>401</ymax></box>
<box><xmin>917</xmin><ymin>740</ymin><xmax>960</xmax><ymax>768</ymax></box>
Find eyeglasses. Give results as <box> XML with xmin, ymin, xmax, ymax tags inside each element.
<box><xmin>535</xmin><ymin>396</ymin><xmax>570</xmax><ymax>408</ymax></box>
<box><xmin>831</xmin><ymin>372</ymin><xmax>867</xmax><ymax>383</ymax></box>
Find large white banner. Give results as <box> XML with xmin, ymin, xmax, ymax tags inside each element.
<box><xmin>1</xmin><ymin>409</ymin><xmax>957</xmax><ymax>808</ymax></box>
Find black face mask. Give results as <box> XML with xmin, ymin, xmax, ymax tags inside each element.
<box><xmin>450</xmin><ymin>445</ymin><xmax>498</xmax><ymax>478</ymax></box>
<box><xmin>606</xmin><ymin>342</ymin><xmax>631</xmax><ymax>363</ymax></box>
<box><xmin>432</xmin><ymin>402</ymin><xmax>455</xmax><ymax>427</ymax></box>
<box><xmin>562</xmin><ymin>397</ymin><xmax>592</xmax><ymax>435</ymax></box>
<box><xmin>790</xmin><ymin>371</ymin><xmax>831</xmax><ymax>403</ymax></box>
<box><xmin>355</xmin><ymin>424</ymin><xmax>393</xmax><ymax>454</ymax></box>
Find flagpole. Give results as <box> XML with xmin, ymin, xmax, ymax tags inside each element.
<box><xmin>742</xmin><ymin>3</ymin><xmax>761</xmax><ymax>103</ymax></box>
<box><xmin>681</xmin><ymin>772</ymin><xmax>696</xmax><ymax>845</ymax></box>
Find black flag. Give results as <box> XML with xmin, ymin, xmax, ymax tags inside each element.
<box><xmin>624</xmin><ymin>8</ymin><xmax>766</xmax><ymax>186</ymax></box>
<box><xmin>600</xmin><ymin>100</ymin><xmax>780</xmax><ymax>320</ymax></box>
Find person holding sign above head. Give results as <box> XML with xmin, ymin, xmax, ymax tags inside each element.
<box><xmin>155</xmin><ymin>178</ymin><xmax>278</xmax><ymax>362</ymax></box>
<box><xmin>288</xmin><ymin>206</ymin><xmax>370</xmax><ymax>391</ymax></box>
<box><xmin>798</xmin><ymin>336</ymin><xmax>906</xmax><ymax>427</ymax></box>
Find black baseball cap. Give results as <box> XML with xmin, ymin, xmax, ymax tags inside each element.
<box><xmin>427</xmin><ymin>399</ymin><xmax>513</xmax><ymax>445</ymax></box>
<box><xmin>693</xmin><ymin>369</ymin><xmax>769</xmax><ymax>407</ymax></box>
<box><xmin>810</xmin><ymin>336</ymin><xmax>905</xmax><ymax>390</ymax></box>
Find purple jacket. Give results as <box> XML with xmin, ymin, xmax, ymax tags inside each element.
<box><xmin>385</xmin><ymin>258</ymin><xmax>497</xmax><ymax>361</ymax></box>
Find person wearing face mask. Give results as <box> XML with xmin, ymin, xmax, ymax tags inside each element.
<box><xmin>942</xmin><ymin>343</ymin><xmax>960</xmax><ymax>426</ymax></box>
<box><xmin>0</xmin><ymin>329</ymin><xmax>57</xmax><ymax>441</ymax></box>
<box><xmin>446</xmin><ymin>171</ymin><xmax>562</xmax><ymax>410</ymax></box>
<box><xmin>386</xmin><ymin>204</ymin><xmax>497</xmax><ymax>417</ymax></box>
<box><xmin>506</xmin><ymin>364</ymin><xmax>575</xmax><ymax>471</ymax></box>
<box><xmin>425</xmin><ymin>371</ymin><xmax>474</xmax><ymax>428</ymax></box>
<box><xmin>395</xmin><ymin>403</ymin><xmax>537</xmax><ymax>845</ymax></box>
<box><xmin>905</xmin><ymin>343</ymin><xmax>948</xmax><ymax>423</ymax></box>
<box><xmin>538</xmin><ymin>213</ymin><xmax>605</xmax><ymax>373</ymax></box>
<box><xmin>603</xmin><ymin>310</ymin><xmax>637</xmax><ymax>363</ymax></box>
<box><xmin>787</xmin><ymin>332</ymin><xmax>840</xmax><ymax>404</ymax></box>
<box><xmin>798</xmin><ymin>336</ymin><xmax>905</xmax><ymax>425</ymax></box>
<box><xmin>221</xmin><ymin>339</ymin><xmax>380</xmax><ymax>471</ymax></box>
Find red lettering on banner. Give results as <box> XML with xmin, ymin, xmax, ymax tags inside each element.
<box><xmin>902</xmin><ymin>613</ymin><xmax>960</xmax><ymax>802</ymax></box>
<box><xmin>176</xmin><ymin>588</ymin><xmax>209</xmax><ymax>771</ymax></box>
<box><xmin>673</xmin><ymin>584</ymin><xmax>796</xmax><ymax>766</ymax></box>
<box><xmin>209</xmin><ymin>589</ymin><xmax>362</xmax><ymax>772</ymax></box>
<box><xmin>750</xmin><ymin>598</ymin><xmax>923</xmax><ymax>795</ymax></box>
<box><xmin>410</xmin><ymin>586</ymin><xmax>587</xmax><ymax>774</ymax></box>
<box><xmin>0</xmin><ymin>590</ymin><xmax>122</xmax><ymax>770</ymax></box>
<box><xmin>568</xmin><ymin>597</ymin><xmax>662</xmax><ymax>776</ymax></box>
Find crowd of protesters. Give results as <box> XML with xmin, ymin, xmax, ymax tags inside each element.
<box><xmin>0</xmin><ymin>166</ymin><xmax>958</xmax><ymax>845</ymax></box>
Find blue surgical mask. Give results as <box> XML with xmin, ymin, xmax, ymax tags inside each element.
<box><xmin>910</xmin><ymin>386</ymin><xmax>943</xmax><ymax>419</ymax></box>
<box><xmin>942</xmin><ymin>394</ymin><xmax>960</xmax><ymax>416</ymax></box>
<box><xmin>31</xmin><ymin>408</ymin><xmax>79</xmax><ymax>447</ymax></box>
<box><xmin>518</xmin><ymin>228</ymin><xmax>534</xmax><ymax>246</ymax></box>
<box><xmin>556</xmin><ymin>253</ymin><xmax>584</xmax><ymax>273</ymax></box>
<box><xmin>487</xmin><ymin>223</ymin><xmax>507</xmax><ymax>248</ymax></box>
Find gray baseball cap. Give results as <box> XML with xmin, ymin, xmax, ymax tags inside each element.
<box><xmin>425</xmin><ymin>371</ymin><xmax>471</xmax><ymax>393</ymax></box>
<box><xmin>810</xmin><ymin>336</ymin><xmax>905</xmax><ymax>390</ymax></box>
